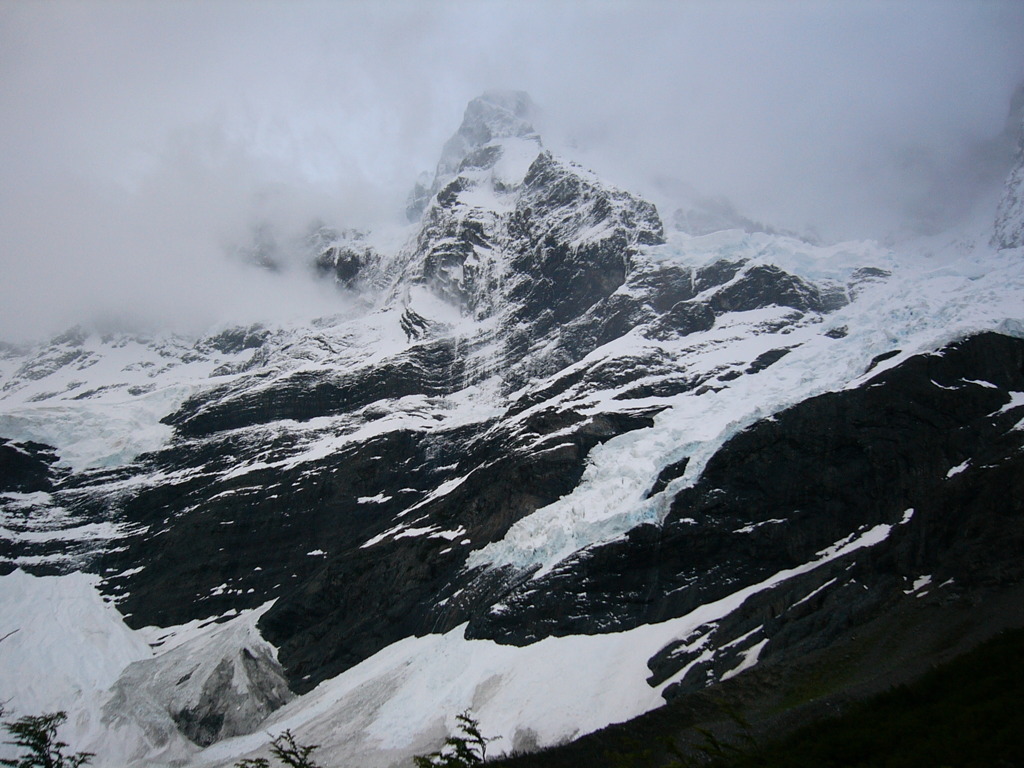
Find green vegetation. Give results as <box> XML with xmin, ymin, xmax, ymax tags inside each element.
<box><xmin>724</xmin><ymin>625</ymin><xmax>1024</xmax><ymax>768</ymax></box>
<box><xmin>235</xmin><ymin>730</ymin><xmax>322</xmax><ymax>768</ymax></box>
<box><xmin>228</xmin><ymin>710</ymin><xmax>495</xmax><ymax>768</ymax></box>
<box><xmin>415</xmin><ymin>711</ymin><xmax>497</xmax><ymax>767</ymax></box>
<box><xmin>0</xmin><ymin>705</ymin><xmax>494</xmax><ymax>768</ymax></box>
<box><xmin>595</xmin><ymin>626</ymin><xmax>1024</xmax><ymax>768</ymax></box>
<box><xmin>0</xmin><ymin>711</ymin><xmax>93</xmax><ymax>768</ymax></box>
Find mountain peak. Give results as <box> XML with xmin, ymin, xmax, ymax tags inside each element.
<box><xmin>452</xmin><ymin>90</ymin><xmax>539</xmax><ymax>148</ymax></box>
<box><xmin>407</xmin><ymin>91</ymin><xmax>541</xmax><ymax>220</ymax></box>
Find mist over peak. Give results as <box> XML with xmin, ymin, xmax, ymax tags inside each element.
<box><xmin>454</xmin><ymin>91</ymin><xmax>539</xmax><ymax>147</ymax></box>
<box><xmin>1</xmin><ymin>1</ymin><xmax>1022</xmax><ymax>343</ymax></box>
<box><xmin>406</xmin><ymin>90</ymin><xmax>542</xmax><ymax>220</ymax></box>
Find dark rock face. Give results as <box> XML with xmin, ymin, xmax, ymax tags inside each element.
<box><xmin>163</xmin><ymin>338</ymin><xmax>468</xmax><ymax>437</ymax></box>
<box><xmin>0</xmin><ymin>438</ymin><xmax>60</xmax><ymax>493</ymax></box>
<box><xmin>115</xmin><ymin>402</ymin><xmax>656</xmax><ymax>692</ymax></box>
<box><xmin>657</xmin><ymin>446</ymin><xmax>1024</xmax><ymax>700</ymax></box>
<box><xmin>258</xmin><ymin>408</ymin><xmax>659</xmax><ymax>691</ymax></box>
<box><xmin>99</xmin><ymin>424</ymin><xmax>486</xmax><ymax>628</ymax></box>
<box><xmin>169</xmin><ymin>648</ymin><xmax>292</xmax><ymax>746</ymax></box>
<box><xmin>7</xmin><ymin>224</ymin><xmax>852</xmax><ymax>693</ymax></box>
<box><xmin>405</xmin><ymin>146</ymin><xmax>665</xmax><ymax>338</ymax></box>
<box><xmin>316</xmin><ymin>243</ymin><xmax>383</xmax><ymax>291</ymax></box>
<box><xmin>503</xmin><ymin>152</ymin><xmax>664</xmax><ymax>333</ymax></box>
<box><xmin>707</xmin><ymin>264</ymin><xmax>825</xmax><ymax>314</ymax></box>
<box><xmin>465</xmin><ymin>333</ymin><xmax>1024</xmax><ymax>686</ymax></box>
<box><xmin>203</xmin><ymin>326</ymin><xmax>269</xmax><ymax>355</ymax></box>
<box><xmin>76</xmin><ymin>210</ymin><xmax>846</xmax><ymax>698</ymax></box>
<box><xmin>0</xmin><ymin>438</ymin><xmax>79</xmax><ymax>575</ymax></box>
<box><xmin>307</xmin><ymin>226</ymin><xmax>387</xmax><ymax>292</ymax></box>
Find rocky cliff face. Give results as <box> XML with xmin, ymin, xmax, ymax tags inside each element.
<box><xmin>993</xmin><ymin>112</ymin><xmax>1024</xmax><ymax>249</ymax></box>
<box><xmin>1</xmin><ymin>92</ymin><xmax>1023</xmax><ymax>766</ymax></box>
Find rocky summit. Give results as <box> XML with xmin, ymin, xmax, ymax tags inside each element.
<box><xmin>2</xmin><ymin>91</ymin><xmax>1024</xmax><ymax>767</ymax></box>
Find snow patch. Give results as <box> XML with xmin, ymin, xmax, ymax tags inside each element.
<box><xmin>791</xmin><ymin>577</ymin><xmax>838</xmax><ymax>609</ymax></box>
<box><xmin>904</xmin><ymin>575</ymin><xmax>933</xmax><ymax>595</ymax></box>
<box><xmin>994</xmin><ymin>390</ymin><xmax>1024</xmax><ymax>416</ymax></box>
<box><xmin>946</xmin><ymin>461</ymin><xmax>970</xmax><ymax>478</ymax></box>
<box><xmin>720</xmin><ymin>638</ymin><xmax>769</xmax><ymax>681</ymax></box>
<box><xmin>733</xmin><ymin>518</ymin><xmax>785</xmax><ymax>534</ymax></box>
<box><xmin>357</xmin><ymin>493</ymin><xmax>392</xmax><ymax>504</ymax></box>
<box><xmin>815</xmin><ymin>523</ymin><xmax>893</xmax><ymax>560</ymax></box>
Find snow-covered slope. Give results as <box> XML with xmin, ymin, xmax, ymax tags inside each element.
<box><xmin>0</xmin><ymin>327</ymin><xmax>274</xmax><ymax>471</ymax></box>
<box><xmin>2</xmin><ymin>91</ymin><xmax>1023</xmax><ymax>767</ymax></box>
<box><xmin>0</xmin><ymin>570</ymin><xmax>154</xmax><ymax>762</ymax></box>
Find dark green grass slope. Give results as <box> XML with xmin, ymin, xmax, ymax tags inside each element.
<box><xmin>491</xmin><ymin>601</ymin><xmax>1024</xmax><ymax>768</ymax></box>
<box><xmin>718</xmin><ymin>625</ymin><xmax>1024</xmax><ymax>768</ymax></box>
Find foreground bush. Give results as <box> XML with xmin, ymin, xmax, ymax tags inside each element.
<box><xmin>0</xmin><ymin>711</ymin><xmax>93</xmax><ymax>768</ymax></box>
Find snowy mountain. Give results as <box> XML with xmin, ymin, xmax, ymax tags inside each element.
<box><xmin>2</xmin><ymin>91</ymin><xmax>1024</xmax><ymax>767</ymax></box>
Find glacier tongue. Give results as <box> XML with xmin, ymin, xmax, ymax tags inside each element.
<box><xmin>468</xmin><ymin>228</ymin><xmax>1024</xmax><ymax>575</ymax></box>
<box><xmin>0</xmin><ymin>570</ymin><xmax>294</xmax><ymax>768</ymax></box>
<box><xmin>106</xmin><ymin>602</ymin><xmax>291</xmax><ymax>752</ymax></box>
<box><xmin>0</xmin><ymin>570</ymin><xmax>155</xmax><ymax>764</ymax></box>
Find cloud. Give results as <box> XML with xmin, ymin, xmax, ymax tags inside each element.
<box><xmin>1</xmin><ymin>0</ymin><xmax>1022</xmax><ymax>342</ymax></box>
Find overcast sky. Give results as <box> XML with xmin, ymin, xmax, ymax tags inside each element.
<box><xmin>2</xmin><ymin>0</ymin><xmax>1023</xmax><ymax>342</ymax></box>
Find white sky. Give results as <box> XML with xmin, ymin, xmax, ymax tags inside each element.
<box><xmin>1</xmin><ymin>0</ymin><xmax>1022</xmax><ymax>342</ymax></box>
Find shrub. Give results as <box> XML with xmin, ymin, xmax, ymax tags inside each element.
<box><xmin>0</xmin><ymin>711</ymin><xmax>93</xmax><ymax>768</ymax></box>
<box><xmin>235</xmin><ymin>729</ymin><xmax>322</xmax><ymax>768</ymax></box>
<box><xmin>415</xmin><ymin>711</ymin><xmax>496</xmax><ymax>767</ymax></box>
